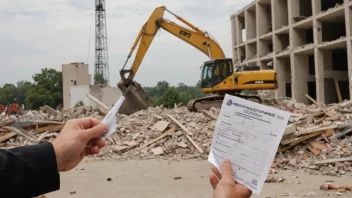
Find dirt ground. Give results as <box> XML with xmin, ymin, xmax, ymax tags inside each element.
<box><xmin>47</xmin><ymin>159</ymin><xmax>352</xmax><ymax>198</ymax></box>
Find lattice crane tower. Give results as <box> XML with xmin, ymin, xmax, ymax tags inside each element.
<box><xmin>94</xmin><ymin>0</ymin><xmax>109</xmax><ymax>85</ymax></box>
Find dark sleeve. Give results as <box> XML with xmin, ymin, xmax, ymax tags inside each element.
<box><xmin>0</xmin><ymin>142</ymin><xmax>60</xmax><ymax>198</ymax></box>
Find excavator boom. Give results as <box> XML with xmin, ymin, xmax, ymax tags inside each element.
<box><xmin>120</xmin><ymin>6</ymin><xmax>225</xmax><ymax>82</ymax></box>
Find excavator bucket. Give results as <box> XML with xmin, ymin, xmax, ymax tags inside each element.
<box><xmin>117</xmin><ymin>80</ymin><xmax>153</xmax><ymax>115</ymax></box>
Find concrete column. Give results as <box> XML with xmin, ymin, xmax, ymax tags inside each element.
<box><xmin>274</xmin><ymin>0</ymin><xmax>289</xmax><ymax>30</ymax></box>
<box><xmin>255</xmin><ymin>2</ymin><xmax>261</xmax><ymax>66</ymax></box>
<box><xmin>245</xmin><ymin>11</ymin><xmax>249</xmax><ymax>41</ymax></box>
<box><xmin>314</xmin><ymin>48</ymin><xmax>325</xmax><ymax>103</ymax></box>
<box><xmin>290</xmin><ymin>0</ymin><xmax>300</xmax><ymax>50</ymax></box>
<box><xmin>290</xmin><ymin>0</ymin><xmax>299</xmax><ymax>20</ymax></box>
<box><xmin>245</xmin><ymin>43</ymin><xmax>249</xmax><ymax>60</ymax></box>
<box><xmin>344</xmin><ymin>0</ymin><xmax>352</xmax><ymax>98</ymax></box>
<box><xmin>313</xmin><ymin>0</ymin><xmax>322</xmax><ymax>15</ymax></box>
<box><xmin>231</xmin><ymin>17</ymin><xmax>238</xmax><ymax>47</ymax></box>
<box><xmin>292</xmin><ymin>55</ymin><xmax>309</xmax><ymax>103</ymax></box>
<box><xmin>273</xmin><ymin>0</ymin><xmax>280</xmax><ymax>98</ymax></box>
<box><xmin>273</xmin><ymin>34</ymin><xmax>280</xmax><ymax>53</ymax></box>
<box><xmin>271</xmin><ymin>0</ymin><xmax>276</xmax><ymax>32</ymax></box>
<box><xmin>245</xmin><ymin>10</ymin><xmax>256</xmax><ymax>40</ymax></box>
<box><xmin>256</xmin><ymin>3</ymin><xmax>261</xmax><ymax>37</ymax></box>
<box><xmin>231</xmin><ymin>17</ymin><xmax>238</xmax><ymax>65</ymax></box>
<box><xmin>313</xmin><ymin>1</ymin><xmax>324</xmax><ymax>103</ymax></box>
<box><xmin>235</xmin><ymin>16</ymin><xmax>242</xmax><ymax>65</ymax></box>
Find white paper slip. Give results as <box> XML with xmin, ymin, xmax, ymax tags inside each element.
<box><xmin>101</xmin><ymin>96</ymin><xmax>126</xmax><ymax>137</ymax></box>
<box><xmin>208</xmin><ymin>94</ymin><xmax>290</xmax><ymax>195</ymax></box>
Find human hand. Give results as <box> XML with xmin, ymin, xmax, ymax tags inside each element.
<box><xmin>209</xmin><ymin>160</ymin><xmax>252</xmax><ymax>198</ymax></box>
<box><xmin>53</xmin><ymin>118</ymin><xmax>108</xmax><ymax>172</ymax></box>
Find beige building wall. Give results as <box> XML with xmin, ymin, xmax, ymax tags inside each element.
<box><xmin>62</xmin><ymin>63</ymin><xmax>90</xmax><ymax>109</ymax></box>
<box><xmin>231</xmin><ymin>0</ymin><xmax>352</xmax><ymax>104</ymax></box>
<box><xmin>89</xmin><ymin>87</ymin><xmax>123</xmax><ymax>108</ymax></box>
<box><xmin>88</xmin><ymin>74</ymin><xmax>93</xmax><ymax>86</ymax></box>
<box><xmin>69</xmin><ymin>85</ymin><xmax>122</xmax><ymax>109</ymax></box>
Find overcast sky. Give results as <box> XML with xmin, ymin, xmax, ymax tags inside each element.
<box><xmin>0</xmin><ymin>0</ymin><xmax>252</xmax><ymax>87</ymax></box>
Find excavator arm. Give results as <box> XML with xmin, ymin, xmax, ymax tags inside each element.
<box><xmin>118</xmin><ymin>6</ymin><xmax>277</xmax><ymax>115</ymax></box>
<box><xmin>120</xmin><ymin>6</ymin><xmax>225</xmax><ymax>82</ymax></box>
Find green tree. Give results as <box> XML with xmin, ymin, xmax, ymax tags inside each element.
<box><xmin>25</xmin><ymin>68</ymin><xmax>62</xmax><ymax>109</ymax></box>
<box><xmin>25</xmin><ymin>86</ymin><xmax>55</xmax><ymax>109</ymax></box>
<box><xmin>158</xmin><ymin>87</ymin><xmax>181</xmax><ymax>108</ymax></box>
<box><xmin>151</xmin><ymin>97</ymin><xmax>160</xmax><ymax>107</ymax></box>
<box><xmin>156</xmin><ymin>81</ymin><xmax>169</xmax><ymax>96</ymax></box>
<box><xmin>179</xmin><ymin>92</ymin><xmax>192</xmax><ymax>105</ymax></box>
<box><xmin>0</xmin><ymin>84</ymin><xmax>16</xmax><ymax>105</ymax></box>
<box><xmin>144</xmin><ymin>87</ymin><xmax>159</xmax><ymax>98</ymax></box>
<box><xmin>177</xmin><ymin>82</ymin><xmax>188</xmax><ymax>92</ymax></box>
<box><xmin>16</xmin><ymin>81</ymin><xmax>32</xmax><ymax>107</ymax></box>
<box><xmin>94</xmin><ymin>73</ymin><xmax>105</xmax><ymax>84</ymax></box>
<box><xmin>187</xmin><ymin>80</ymin><xmax>206</xmax><ymax>99</ymax></box>
<box><xmin>143</xmin><ymin>81</ymin><xmax>206</xmax><ymax>107</ymax></box>
<box><xmin>0</xmin><ymin>81</ymin><xmax>32</xmax><ymax>108</ymax></box>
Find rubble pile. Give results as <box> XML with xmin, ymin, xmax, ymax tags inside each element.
<box><xmin>2</xmin><ymin>96</ymin><xmax>352</xmax><ymax>175</ymax></box>
<box><xmin>0</xmin><ymin>105</ymin><xmax>218</xmax><ymax>160</ymax></box>
<box><xmin>270</xmin><ymin>99</ymin><xmax>352</xmax><ymax>177</ymax></box>
<box><xmin>97</xmin><ymin>106</ymin><xmax>218</xmax><ymax>160</ymax></box>
<box><xmin>0</xmin><ymin>106</ymin><xmax>105</xmax><ymax>148</ymax></box>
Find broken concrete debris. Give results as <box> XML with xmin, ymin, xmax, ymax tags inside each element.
<box><xmin>151</xmin><ymin>147</ymin><xmax>164</xmax><ymax>155</ymax></box>
<box><xmin>151</xmin><ymin>121</ymin><xmax>169</xmax><ymax>132</ymax></box>
<box><xmin>320</xmin><ymin>183</ymin><xmax>352</xmax><ymax>195</ymax></box>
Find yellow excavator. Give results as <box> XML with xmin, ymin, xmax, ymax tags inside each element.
<box><xmin>118</xmin><ymin>6</ymin><xmax>277</xmax><ymax>114</ymax></box>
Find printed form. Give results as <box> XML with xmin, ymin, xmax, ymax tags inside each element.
<box><xmin>208</xmin><ymin>94</ymin><xmax>290</xmax><ymax>195</ymax></box>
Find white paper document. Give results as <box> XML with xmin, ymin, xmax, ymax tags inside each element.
<box><xmin>101</xmin><ymin>96</ymin><xmax>126</xmax><ymax>137</ymax></box>
<box><xmin>208</xmin><ymin>94</ymin><xmax>290</xmax><ymax>195</ymax></box>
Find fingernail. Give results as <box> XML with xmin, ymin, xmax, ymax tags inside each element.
<box><xmin>102</xmin><ymin>125</ymin><xmax>108</xmax><ymax>131</ymax></box>
<box><xmin>223</xmin><ymin>159</ymin><xmax>231</xmax><ymax>165</ymax></box>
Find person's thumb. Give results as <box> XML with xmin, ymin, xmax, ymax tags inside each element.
<box><xmin>221</xmin><ymin>160</ymin><xmax>234</xmax><ymax>182</ymax></box>
<box><xmin>83</xmin><ymin>123</ymin><xmax>108</xmax><ymax>140</ymax></box>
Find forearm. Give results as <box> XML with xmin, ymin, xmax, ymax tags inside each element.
<box><xmin>0</xmin><ymin>142</ymin><xmax>60</xmax><ymax>197</ymax></box>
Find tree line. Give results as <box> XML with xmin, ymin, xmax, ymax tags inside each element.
<box><xmin>143</xmin><ymin>81</ymin><xmax>206</xmax><ymax>108</ymax></box>
<box><xmin>0</xmin><ymin>68</ymin><xmax>205</xmax><ymax>110</ymax></box>
<box><xmin>0</xmin><ymin>68</ymin><xmax>63</xmax><ymax>110</ymax></box>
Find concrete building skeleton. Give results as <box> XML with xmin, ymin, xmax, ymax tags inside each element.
<box><xmin>231</xmin><ymin>0</ymin><xmax>352</xmax><ymax>104</ymax></box>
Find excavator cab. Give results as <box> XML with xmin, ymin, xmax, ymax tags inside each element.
<box><xmin>201</xmin><ymin>58</ymin><xmax>233</xmax><ymax>88</ymax></box>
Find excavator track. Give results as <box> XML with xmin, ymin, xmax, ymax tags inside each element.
<box><xmin>187</xmin><ymin>94</ymin><xmax>262</xmax><ymax>112</ymax></box>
